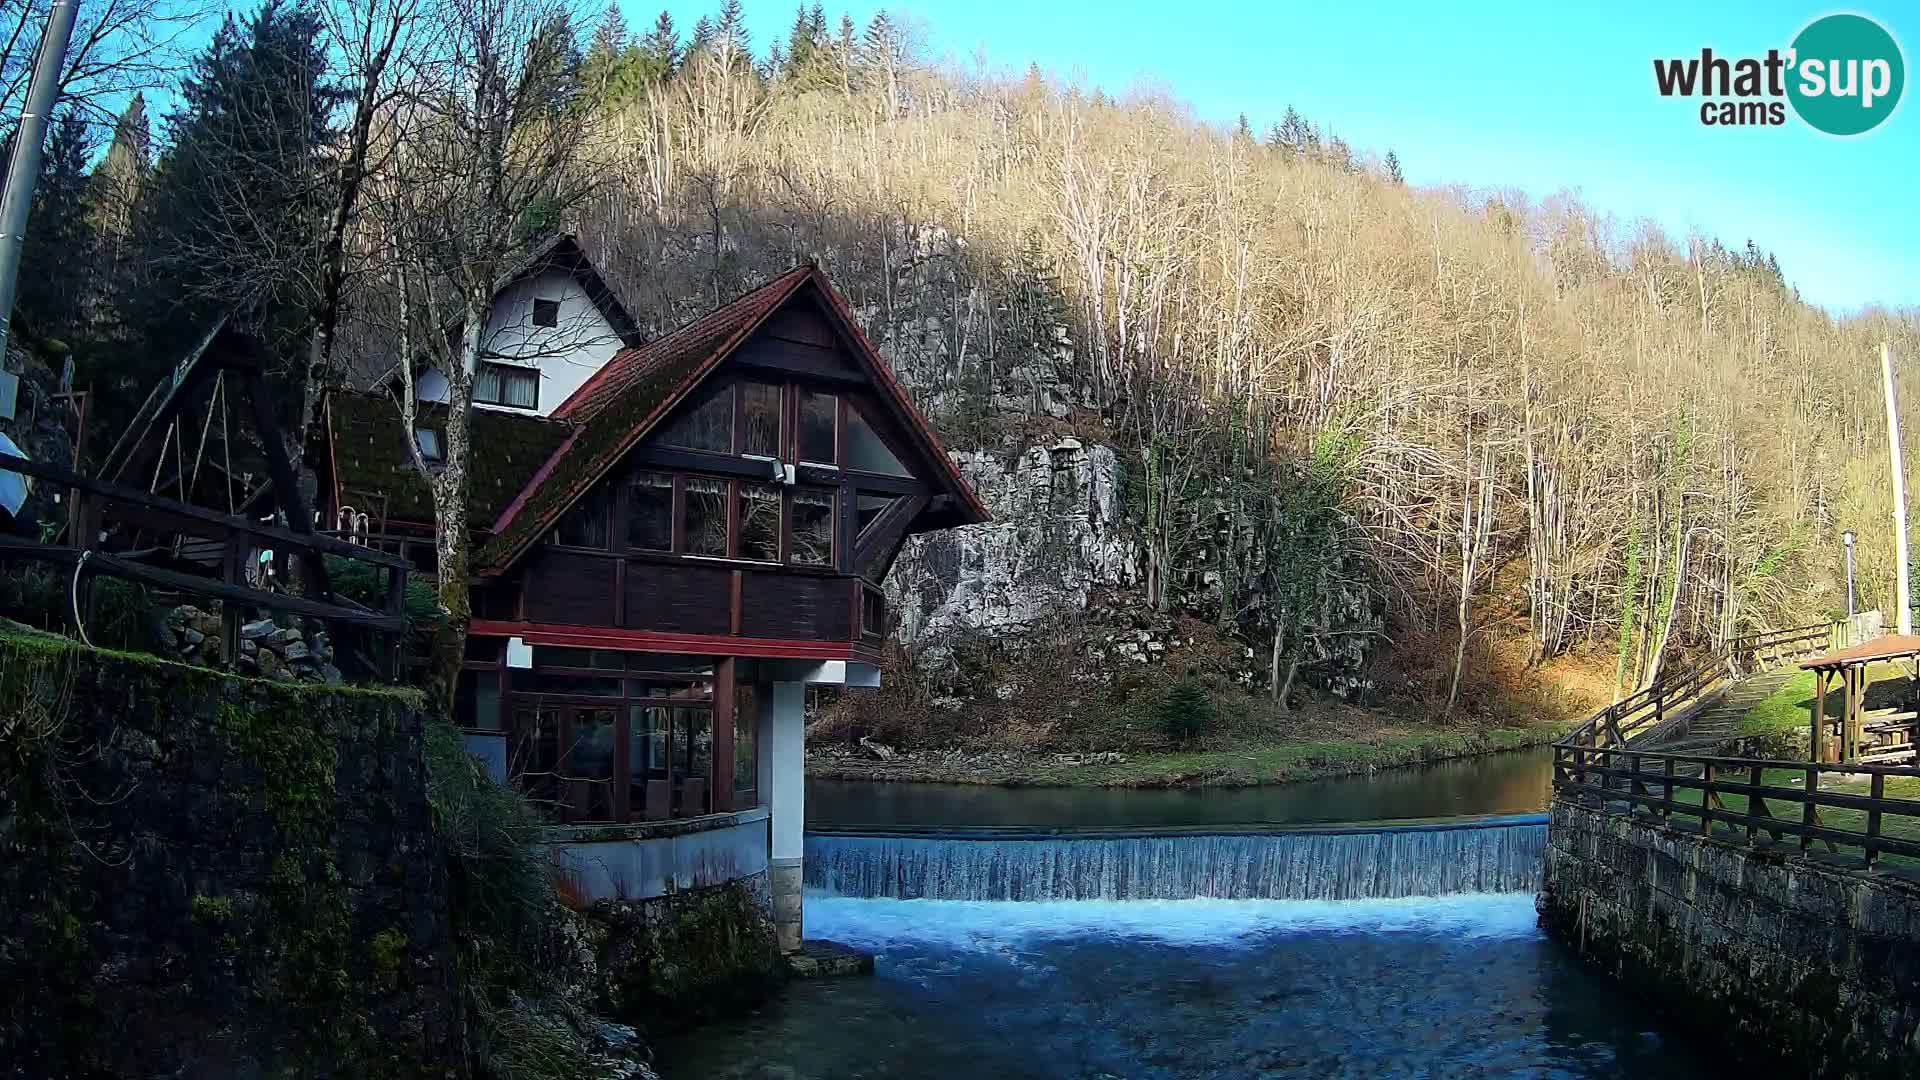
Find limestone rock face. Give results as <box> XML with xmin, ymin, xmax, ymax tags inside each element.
<box><xmin>889</xmin><ymin>439</ymin><xmax>1135</xmax><ymax>644</ymax></box>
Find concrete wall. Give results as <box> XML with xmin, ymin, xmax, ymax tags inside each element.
<box><xmin>541</xmin><ymin>807</ymin><xmax>771</xmax><ymax>902</ymax></box>
<box><xmin>1541</xmin><ymin>801</ymin><xmax>1920</xmax><ymax>1079</ymax></box>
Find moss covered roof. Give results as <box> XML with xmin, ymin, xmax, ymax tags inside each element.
<box><xmin>324</xmin><ymin>390</ymin><xmax>571</xmax><ymax>527</ymax></box>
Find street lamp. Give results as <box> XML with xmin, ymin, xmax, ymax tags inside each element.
<box><xmin>1843</xmin><ymin>530</ymin><xmax>1857</xmax><ymax>621</ymax></box>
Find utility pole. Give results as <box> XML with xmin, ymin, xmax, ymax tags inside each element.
<box><xmin>1884</xmin><ymin>340</ymin><xmax>1912</xmax><ymax>636</ymax></box>
<box><xmin>0</xmin><ymin>0</ymin><xmax>80</xmax><ymax>362</ymax></box>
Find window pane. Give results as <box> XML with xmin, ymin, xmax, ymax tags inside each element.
<box><xmin>474</xmin><ymin>364</ymin><xmax>502</xmax><ymax>403</ymax></box>
<box><xmin>684</xmin><ymin>478</ymin><xmax>728</xmax><ymax>556</ymax></box>
<box><xmin>629</xmin><ymin>679</ymin><xmax>714</xmax><ymax>700</ymax></box>
<box><xmin>523</xmin><ymin>671</ymin><xmax>624</xmax><ymax>696</ymax></box>
<box><xmin>554</xmin><ymin>484</ymin><xmax>609</xmax><ymax>547</ymax></box>
<box><xmin>511</xmin><ymin>706</ymin><xmax>562</xmax><ymax>812</ymax></box>
<box><xmin>569</xmin><ymin>708</ymin><xmax>617</xmax><ymax>821</ymax></box>
<box><xmin>863</xmin><ymin>589</ymin><xmax>886</xmax><ymax>636</ymax></box>
<box><xmin>741</xmin><ymin>382</ymin><xmax>781</xmax><ymax>458</ymax></box>
<box><xmin>846</xmin><ymin>408</ymin><xmax>911</xmax><ymax>477</ymax></box>
<box><xmin>799</xmin><ymin>390</ymin><xmax>836</xmax><ymax>464</ymax></box>
<box><xmin>630</xmin><ymin>705</ymin><xmax>669</xmax><ymax>779</ymax></box>
<box><xmin>415</xmin><ymin>428</ymin><xmax>443</xmax><ymax>461</ymax></box>
<box><xmin>659</xmin><ymin>385</ymin><xmax>733</xmax><ymax>452</ymax></box>
<box><xmin>676</xmin><ymin>706</ymin><xmax>712</xmax><ymax>816</ymax></box>
<box><xmin>738</xmin><ymin>483</ymin><xmax>780</xmax><ymax>561</ymax></box>
<box><xmin>532</xmin><ymin>297</ymin><xmax>560</xmax><ymax>327</ymax></box>
<box><xmin>792</xmin><ymin>488</ymin><xmax>834</xmax><ymax>566</ymax></box>
<box><xmin>504</xmin><ymin>368</ymin><xmax>538</xmax><ymax>409</ymax></box>
<box><xmin>734</xmin><ymin>682</ymin><xmax>758</xmax><ymax>796</ymax></box>
<box><xmin>535</xmin><ymin>646</ymin><xmax>592</xmax><ymax>668</ymax></box>
<box><xmin>625</xmin><ymin>470</ymin><xmax>673</xmax><ymax>551</ymax></box>
<box><xmin>856</xmin><ymin>493</ymin><xmax>901</xmax><ymax>539</ymax></box>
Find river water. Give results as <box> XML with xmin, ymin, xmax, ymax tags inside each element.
<box><xmin>657</xmin><ymin>749</ymin><xmax>1711</xmax><ymax>1079</ymax></box>
<box><xmin>806</xmin><ymin>745</ymin><xmax>1554</xmax><ymax>829</ymax></box>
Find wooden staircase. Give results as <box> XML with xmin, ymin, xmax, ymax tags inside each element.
<box><xmin>1635</xmin><ymin>668</ymin><xmax>1799</xmax><ymax>753</ymax></box>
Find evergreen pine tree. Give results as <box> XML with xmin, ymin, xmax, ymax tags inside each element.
<box><xmin>1276</xmin><ymin>105</ymin><xmax>1305</xmax><ymax>157</ymax></box>
<box><xmin>690</xmin><ymin>15</ymin><xmax>716</xmax><ymax>57</ymax></box>
<box><xmin>15</xmin><ymin>111</ymin><xmax>97</xmax><ymax>345</ymax></box>
<box><xmin>784</xmin><ymin>3</ymin><xmax>816</xmax><ymax>74</ymax></box>
<box><xmin>1383</xmin><ymin>149</ymin><xmax>1404</xmax><ymax>184</ymax></box>
<box><xmin>716</xmin><ymin>0</ymin><xmax>749</xmax><ymax>55</ymax></box>
<box><xmin>1233</xmin><ymin>112</ymin><xmax>1253</xmax><ymax>144</ymax></box>
<box><xmin>580</xmin><ymin>1</ymin><xmax>630</xmax><ymax>102</ymax></box>
<box><xmin>1156</xmin><ymin>673</ymin><xmax>1216</xmax><ymax>747</ymax></box>
<box><xmin>126</xmin><ymin>0</ymin><xmax>344</xmax><ymax>393</ymax></box>
<box><xmin>638</xmin><ymin>11</ymin><xmax>681</xmax><ymax>81</ymax></box>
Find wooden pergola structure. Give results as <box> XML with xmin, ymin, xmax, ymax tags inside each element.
<box><xmin>1801</xmin><ymin>635</ymin><xmax>1920</xmax><ymax>764</ymax></box>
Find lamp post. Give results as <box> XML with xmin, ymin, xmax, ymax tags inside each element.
<box><xmin>1844</xmin><ymin>530</ymin><xmax>1857</xmax><ymax>621</ymax></box>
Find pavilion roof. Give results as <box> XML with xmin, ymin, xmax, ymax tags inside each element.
<box><xmin>1800</xmin><ymin>634</ymin><xmax>1920</xmax><ymax>671</ymax></box>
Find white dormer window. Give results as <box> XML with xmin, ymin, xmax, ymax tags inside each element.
<box><xmin>531</xmin><ymin>297</ymin><xmax>560</xmax><ymax>328</ymax></box>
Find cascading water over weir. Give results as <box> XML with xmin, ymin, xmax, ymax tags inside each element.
<box><xmin>804</xmin><ymin>813</ymin><xmax>1547</xmax><ymax>901</ymax></box>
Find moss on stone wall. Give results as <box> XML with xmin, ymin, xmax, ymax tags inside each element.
<box><xmin>0</xmin><ymin>630</ymin><xmax>459</xmax><ymax>1078</ymax></box>
<box><xmin>598</xmin><ymin>876</ymin><xmax>786</xmax><ymax>1036</ymax></box>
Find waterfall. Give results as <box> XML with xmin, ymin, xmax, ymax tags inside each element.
<box><xmin>804</xmin><ymin>816</ymin><xmax>1546</xmax><ymax>901</ymax></box>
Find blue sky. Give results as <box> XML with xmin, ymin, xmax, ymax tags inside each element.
<box><xmin>637</xmin><ymin>0</ymin><xmax>1916</xmax><ymax>313</ymax></box>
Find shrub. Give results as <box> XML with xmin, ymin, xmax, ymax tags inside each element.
<box><xmin>1156</xmin><ymin>673</ymin><xmax>1216</xmax><ymax>747</ymax></box>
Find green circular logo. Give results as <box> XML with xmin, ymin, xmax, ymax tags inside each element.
<box><xmin>1787</xmin><ymin>13</ymin><xmax>1905</xmax><ymax>136</ymax></box>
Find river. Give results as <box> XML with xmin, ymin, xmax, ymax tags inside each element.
<box><xmin>656</xmin><ymin>748</ymin><xmax>1709</xmax><ymax>1078</ymax></box>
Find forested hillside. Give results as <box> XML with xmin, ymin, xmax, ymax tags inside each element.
<box><xmin>9</xmin><ymin>0</ymin><xmax>1919</xmax><ymax>745</ymax></box>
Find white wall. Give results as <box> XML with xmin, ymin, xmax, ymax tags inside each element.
<box><xmin>475</xmin><ymin>268</ymin><xmax>624</xmax><ymax>417</ymax></box>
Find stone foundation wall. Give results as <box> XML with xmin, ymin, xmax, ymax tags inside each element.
<box><xmin>0</xmin><ymin>631</ymin><xmax>459</xmax><ymax>1078</ymax></box>
<box><xmin>590</xmin><ymin>873</ymin><xmax>786</xmax><ymax>1036</ymax></box>
<box><xmin>1540</xmin><ymin>801</ymin><xmax>1920</xmax><ymax>1079</ymax></box>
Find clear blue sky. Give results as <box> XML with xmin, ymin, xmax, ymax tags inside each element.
<box><xmin>640</xmin><ymin>0</ymin><xmax>1917</xmax><ymax>313</ymax></box>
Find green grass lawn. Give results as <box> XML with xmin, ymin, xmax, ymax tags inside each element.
<box><xmin>1056</xmin><ymin>725</ymin><xmax>1561</xmax><ymax>787</ymax></box>
<box><xmin>1607</xmin><ymin>762</ymin><xmax>1920</xmax><ymax>869</ymax></box>
<box><xmin>1738</xmin><ymin>662</ymin><xmax>1914</xmax><ymax>738</ymax></box>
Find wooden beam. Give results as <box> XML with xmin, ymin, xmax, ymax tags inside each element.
<box><xmin>0</xmin><ymin>452</ymin><xmax>407</xmax><ymax>569</ymax></box>
<box><xmin>0</xmin><ymin>537</ymin><xmax>408</xmax><ymax>632</ymax></box>
<box><xmin>853</xmin><ymin>494</ymin><xmax>927</xmax><ymax>575</ymax></box>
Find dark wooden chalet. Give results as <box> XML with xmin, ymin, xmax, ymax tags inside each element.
<box><xmin>319</xmin><ymin>266</ymin><xmax>988</xmax><ymax>830</ymax></box>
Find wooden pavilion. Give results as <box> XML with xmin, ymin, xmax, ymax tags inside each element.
<box><xmin>1800</xmin><ymin>635</ymin><xmax>1920</xmax><ymax>764</ymax></box>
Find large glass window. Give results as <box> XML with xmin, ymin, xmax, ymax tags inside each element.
<box><xmin>554</xmin><ymin>484</ymin><xmax>609</xmax><ymax>547</ymax></box>
<box><xmin>846</xmin><ymin>407</ymin><xmax>912</xmax><ymax>477</ymax></box>
<box><xmin>791</xmin><ymin>488</ymin><xmax>834</xmax><ymax>566</ymax></box>
<box><xmin>798</xmin><ymin>390</ymin><xmax>837</xmax><ymax>464</ymax></box>
<box><xmin>741</xmin><ymin>382</ymin><xmax>782</xmax><ymax>458</ymax></box>
<box><xmin>626</xmin><ymin>470</ymin><xmax>673</xmax><ymax>551</ymax></box>
<box><xmin>675</xmin><ymin>707</ymin><xmax>712</xmax><ymax>816</ymax></box>
<box><xmin>568</xmin><ymin>707</ymin><xmax>618</xmax><ymax>821</ymax></box>
<box><xmin>738</xmin><ymin>482</ymin><xmax>781</xmax><ymax>561</ymax></box>
<box><xmin>455</xmin><ymin>669</ymin><xmax>501</xmax><ymax>729</ymax></box>
<box><xmin>659</xmin><ymin>385</ymin><xmax>734</xmax><ymax>452</ymax></box>
<box><xmin>684</xmin><ymin>477</ymin><xmax>729</xmax><ymax>556</ymax></box>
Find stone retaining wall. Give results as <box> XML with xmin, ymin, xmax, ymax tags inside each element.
<box><xmin>1540</xmin><ymin>800</ymin><xmax>1920</xmax><ymax>1078</ymax></box>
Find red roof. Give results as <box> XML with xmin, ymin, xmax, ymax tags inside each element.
<box><xmin>475</xmin><ymin>266</ymin><xmax>988</xmax><ymax>574</ymax></box>
<box><xmin>1801</xmin><ymin>634</ymin><xmax>1920</xmax><ymax>670</ymax></box>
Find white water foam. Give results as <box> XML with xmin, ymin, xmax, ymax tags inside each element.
<box><xmin>804</xmin><ymin>892</ymin><xmax>1543</xmax><ymax>954</ymax></box>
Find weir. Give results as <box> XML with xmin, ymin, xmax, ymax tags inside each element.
<box><xmin>804</xmin><ymin>814</ymin><xmax>1545</xmax><ymax>901</ymax></box>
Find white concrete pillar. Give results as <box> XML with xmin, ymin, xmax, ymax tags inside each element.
<box><xmin>766</xmin><ymin>680</ymin><xmax>806</xmax><ymax>953</ymax></box>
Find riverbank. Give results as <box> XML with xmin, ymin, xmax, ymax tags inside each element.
<box><xmin>806</xmin><ymin>721</ymin><xmax>1567</xmax><ymax>787</ymax></box>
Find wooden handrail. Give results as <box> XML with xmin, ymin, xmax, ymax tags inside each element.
<box><xmin>1552</xmin><ymin>742</ymin><xmax>1920</xmax><ymax>869</ymax></box>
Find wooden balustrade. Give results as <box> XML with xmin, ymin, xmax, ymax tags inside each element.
<box><xmin>1552</xmin><ymin>744</ymin><xmax>1920</xmax><ymax>871</ymax></box>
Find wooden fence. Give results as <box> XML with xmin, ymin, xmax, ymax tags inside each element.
<box><xmin>1553</xmin><ymin>619</ymin><xmax>1920</xmax><ymax>872</ymax></box>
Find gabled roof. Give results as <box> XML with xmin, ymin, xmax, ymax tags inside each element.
<box><xmin>324</xmin><ymin>390</ymin><xmax>571</xmax><ymax>527</ymax></box>
<box><xmin>446</xmin><ymin>232</ymin><xmax>642</xmax><ymax>347</ymax></box>
<box><xmin>474</xmin><ymin>265</ymin><xmax>988</xmax><ymax>574</ymax></box>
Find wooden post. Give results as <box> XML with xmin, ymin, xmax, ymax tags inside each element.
<box><xmin>1701</xmin><ymin>762</ymin><xmax>1716</xmax><ymax>835</ymax></box>
<box><xmin>1663</xmin><ymin>755</ymin><xmax>1675</xmax><ymax>817</ymax></box>
<box><xmin>1867</xmin><ymin>771</ymin><xmax>1885</xmax><ymax>872</ymax></box>
<box><xmin>1802</xmin><ymin>765</ymin><xmax>1819</xmax><ymax>853</ymax></box>
<box><xmin>1885</xmin><ymin>340</ymin><xmax>1912</xmax><ymax>636</ymax></box>
<box><xmin>1811</xmin><ymin>667</ymin><xmax>1827</xmax><ymax>764</ymax></box>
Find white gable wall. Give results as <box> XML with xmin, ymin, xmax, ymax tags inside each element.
<box><xmin>472</xmin><ymin>268</ymin><xmax>623</xmax><ymax>417</ymax></box>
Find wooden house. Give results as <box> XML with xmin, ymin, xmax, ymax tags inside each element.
<box><xmin>319</xmin><ymin>246</ymin><xmax>988</xmax><ymax>949</ymax></box>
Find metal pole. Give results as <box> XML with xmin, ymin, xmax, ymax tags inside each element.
<box><xmin>0</xmin><ymin>0</ymin><xmax>79</xmax><ymax>361</ymax></box>
<box><xmin>1884</xmin><ymin>341</ymin><xmax>1913</xmax><ymax>636</ymax></box>
<box><xmin>1844</xmin><ymin>530</ymin><xmax>1857</xmax><ymax>621</ymax></box>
